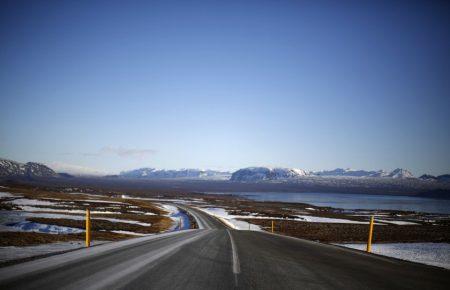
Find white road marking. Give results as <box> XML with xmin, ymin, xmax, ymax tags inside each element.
<box><xmin>227</xmin><ymin>229</ymin><xmax>240</xmax><ymax>286</ymax></box>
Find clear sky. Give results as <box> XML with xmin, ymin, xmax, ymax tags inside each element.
<box><xmin>1</xmin><ymin>0</ymin><xmax>449</xmax><ymax>176</ymax></box>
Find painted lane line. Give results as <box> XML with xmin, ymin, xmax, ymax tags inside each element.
<box><xmin>227</xmin><ymin>229</ymin><xmax>240</xmax><ymax>287</ymax></box>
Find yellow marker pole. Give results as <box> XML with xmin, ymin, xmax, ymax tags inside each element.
<box><xmin>85</xmin><ymin>209</ymin><xmax>91</xmax><ymax>247</ymax></box>
<box><xmin>366</xmin><ymin>215</ymin><xmax>374</xmax><ymax>252</ymax></box>
<box><xmin>271</xmin><ymin>220</ymin><xmax>274</xmax><ymax>233</ymax></box>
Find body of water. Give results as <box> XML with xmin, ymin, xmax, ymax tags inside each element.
<box><xmin>210</xmin><ymin>192</ymin><xmax>450</xmax><ymax>214</ymax></box>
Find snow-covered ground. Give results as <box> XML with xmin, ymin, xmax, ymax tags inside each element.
<box><xmin>0</xmin><ymin>192</ymin><xmax>19</xmax><ymax>198</ymax></box>
<box><xmin>0</xmin><ymin>190</ymin><xmax>193</xmax><ymax>264</ymax></box>
<box><xmin>1</xmin><ymin>220</ymin><xmax>83</xmax><ymax>234</ymax></box>
<box><xmin>158</xmin><ymin>204</ymin><xmax>191</xmax><ymax>231</ymax></box>
<box><xmin>374</xmin><ymin>219</ymin><xmax>419</xmax><ymax>225</ymax></box>
<box><xmin>17</xmin><ymin>206</ymin><xmax>118</xmax><ymax>214</ymax></box>
<box><xmin>337</xmin><ymin>243</ymin><xmax>450</xmax><ymax>269</ymax></box>
<box><xmin>0</xmin><ymin>193</ymin><xmax>171</xmax><ymax>235</ymax></box>
<box><xmin>197</xmin><ymin>206</ymin><xmax>369</xmax><ymax>228</ymax></box>
<box><xmin>0</xmin><ymin>241</ymin><xmax>106</xmax><ymax>263</ymax></box>
<box><xmin>74</xmin><ymin>199</ymin><xmax>125</xmax><ymax>204</ymax></box>
<box><xmin>9</xmin><ymin>198</ymin><xmax>59</xmax><ymax>206</ymax></box>
<box><xmin>295</xmin><ymin>215</ymin><xmax>369</xmax><ymax>224</ymax></box>
<box><xmin>197</xmin><ymin>207</ymin><xmax>261</xmax><ymax>230</ymax></box>
<box><xmin>110</xmin><ymin>230</ymin><xmax>148</xmax><ymax>236</ymax></box>
<box><xmin>0</xmin><ymin>211</ymin><xmax>83</xmax><ymax>234</ymax></box>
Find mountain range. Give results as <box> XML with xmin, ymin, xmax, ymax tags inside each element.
<box><xmin>230</xmin><ymin>167</ymin><xmax>416</xmax><ymax>181</ymax></box>
<box><xmin>230</xmin><ymin>167</ymin><xmax>307</xmax><ymax>182</ymax></box>
<box><xmin>0</xmin><ymin>158</ymin><xmax>57</xmax><ymax>178</ymax></box>
<box><xmin>0</xmin><ymin>158</ymin><xmax>448</xmax><ymax>183</ymax></box>
<box><xmin>120</xmin><ymin>168</ymin><xmax>231</xmax><ymax>180</ymax></box>
<box><xmin>312</xmin><ymin>168</ymin><xmax>414</xmax><ymax>178</ymax></box>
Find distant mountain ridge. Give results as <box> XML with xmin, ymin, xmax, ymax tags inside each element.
<box><xmin>313</xmin><ymin>168</ymin><xmax>414</xmax><ymax>178</ymax></box>
<box><xmin>230</xmin><ymin>167</ymin><xmax>306</xmax><ymax>182</ymax></box>
<box><xmin>120</xmin><ymin>168</ymin><xmax>231</xmax><ymax>179</ymax></box>
<box><xmin>1</xmin><ymin>157</ymin><xmax>448</xmax><ymax>183</ymax></box>
<box><xmin>0</xmin><ymin>158</ymin><xmax>57</xmax><ymax>178</ymax></box>
<box><xmin>419</xmin><ymin>174</ymin><xmax>450</xmax><ymax>182</ymax></box>
<box><xmin>231</xmin><ymin>167</ymin><xmax>420</xmax><ymax>181</ymax></box>
<box><xmin>313</xmin><ymin>168</ymin><xmax>387</xmax><ymax>178</ymax></box>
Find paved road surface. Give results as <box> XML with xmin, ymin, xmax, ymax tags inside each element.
<box><xmin>0</xmin><ymin>206</ymin><xmax>448</xmax><ymax>289</ymax></box>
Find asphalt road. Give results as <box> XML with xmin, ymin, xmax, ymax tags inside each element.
<box><xmin>0</xmin><ymin>206</ymin><xmax>449</xmax><ymax>290</ymax></box>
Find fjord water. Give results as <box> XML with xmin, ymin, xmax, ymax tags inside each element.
<box><xmin>213</xmin><ymin>192</ymin><xmax>450</xmax><ymax>214</ymax></box>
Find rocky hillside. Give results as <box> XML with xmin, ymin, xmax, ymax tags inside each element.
<box><xmin>0</xmin><ymin>158</ymin><xmax>57</xmax><ymax>178</ymax></box>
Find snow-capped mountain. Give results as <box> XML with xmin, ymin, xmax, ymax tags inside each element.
<box><xmin>387</xmin><ymin>168</ymin><xmax>414</xmax><ymax>179</ymax></box>
<box><xmin>230</xmin><ymin>167</ymin><xmax>306</xmax><ymax>182</ymax></box>
<box><xmin>0</xmin><ymin>158</ymin><xmax>57</xmax><ymax>178</ymax></box>
<box><xmin>230</xmin><ymin>166</ymin><xmax>419</xmax><ymax>181</ymax></box>
<box><xmin>120</xmin><ymin>168</ymin><xmax>231</xmax><ymax>179</ymax></box>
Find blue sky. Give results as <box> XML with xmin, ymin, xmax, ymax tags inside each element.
<box><xmin>1</xmin><ymin>0</ymin><xmax>449</xmax><ymax>175</ymax></box>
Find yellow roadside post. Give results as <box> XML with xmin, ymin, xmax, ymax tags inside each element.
<box><xmin>366</xmin><ymin>215</ymin><xmax>374</xmax><ymax>252</ymax></box>
<box><xmin>86</xmin><ymin>209</ymin><xmax>91</xmax><ymax>247</ymax></box>
<box><xmin>271</xmin><ymin>220</ymin><xmax>274</xmax><ymax>233</ymax></box>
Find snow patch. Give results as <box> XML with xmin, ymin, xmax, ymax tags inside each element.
<box><xmin>375</xmin><ymin>219</ymin><xmax>419</xmax><ymax>225</ymax></box>
<box><xmin>337</xmin><ymin>243</ymin><xmax>450</xmax><ymax>269</ymax></box>
<box><xmin>2</xmin><ymin>221</ymin><xmax>83</xmax><ymax>234</ymax></box>
<box><xmin>157</xmin><ymin>204</ymin><xmax>190</xmax><ymax>231</ymax></box>
<box><xmin>0</xmin><ymin>192</ymin><xmax>16</xmax><ymax>198</ymax></box>
<box><xmin>197</xmin><ymin>207</ymin><xmax>261</xmax><ymax>231</ymax></box>
<box><xmin>295</xmin><ymin>215</ymin><xmax>369</xmax><ymax>224</ymax></box>
<box><xmin>10</xmin><ymin>198</ymin><xmax>59</xmax><ymax>206</ymax></box>
<box><xmin>74</xmin><ymin>199</ymin><xmax>125</xmax><ymax>204</ymax></box>
<box><xmin>18</xmin><ymin>206</ymin><xmax>119</xmax><ymax>214</ymax></box>
<box><xmin>110</xmin><ymin>230</ymin><xmax>148</xmax><ymax>236</ymax></box>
